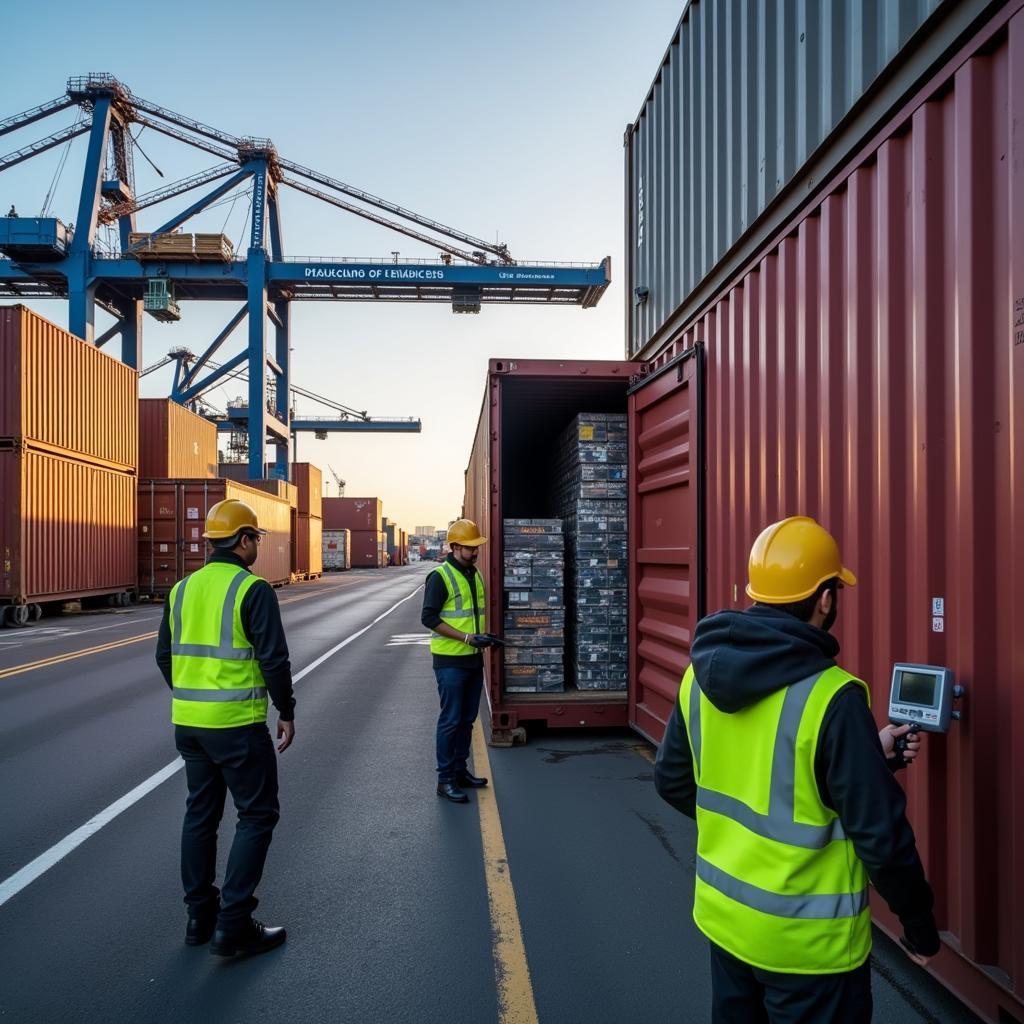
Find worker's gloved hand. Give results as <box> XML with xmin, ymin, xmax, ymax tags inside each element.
<box><xmin>880</xmin><ymin>723</ymin><xmax>922</xmax><ymax>769</ymax></box>
<box><xmin>466</xmin><ymin>634</ymin><xmax>494</xmax><ymax>648</ymax></box>
<box><xmin>482</xmin><ymin>633</ymin><xmax>506</xmax><ymax>648</ymax></box>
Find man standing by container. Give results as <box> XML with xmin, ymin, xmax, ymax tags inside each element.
<box><xmin>655</xmin><ymin>516</ymin><xmax>939</xmax><ymax>1023</ymax></box>
<box><xmin>156</xmin><ymin>498</ymin><xmax>294</xmax><ymax>957</ymax></box>
<box><xmin>421</xmin><ymin>518</ymin><xmax>496</xmax><ymax>803</ymax></box>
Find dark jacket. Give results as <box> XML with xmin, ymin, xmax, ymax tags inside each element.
<box><xmin>155</xmin><ymin>550</ymin><xmax>295</xmax><ymax>721</ymax></box>
<box><xmin>654</xmin><ymin>604</ymin><xmax>940</xmax><ymax>957</ymax></box>
<box><xmin>421</xmin><ymin>554</ymin><xmax>484</xmax><ymax>669</ymax></box>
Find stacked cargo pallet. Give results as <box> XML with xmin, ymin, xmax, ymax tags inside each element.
<box><xmin>0</xmin><ymin>306</ymin><xmax>139</xmax><ymax>625</ymax></box>
<box><xmin>502</xmin><ymin>520</ymin><xmax>565</xmax><ymax>693</ymax></box>
<box><xmin>554</xmin><ymin>413</ymin><xmax>629</xmax><ymax>691</ymax></box>
<box><xmin>128</xmin><ymin>232</ymin><xmax>233</xmax><ymax>262</ymax></box>
<box><xmin>322</xmin><ymin>497</ymin><xmax>385</xmax><ymax>567</ymax></box>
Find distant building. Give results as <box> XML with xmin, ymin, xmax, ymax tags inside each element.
<box><xmin>414</xmin><ymin>525</ymin><xmax>436</xmax><ymax>537</ymax></box>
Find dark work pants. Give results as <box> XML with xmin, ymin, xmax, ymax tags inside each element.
<box><xmin>709</xmin><ymin>942</ymin><xmax>873</xmax><ymax>1024</ymax></box>
<box><xmin>434</xmin><ymin>664</ymin><xmax>484</xmax><ymax>782</ymax></box>
<box><xmin>175</xmin><ymin>723</ymin><xmax>280</xmax><ymax>932</ymax></box>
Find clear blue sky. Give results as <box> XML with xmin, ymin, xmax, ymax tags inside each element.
<box><xmin>2</xmin><ymin>0</ymin><xmax>682</xmax><ymax>529</ymax></box>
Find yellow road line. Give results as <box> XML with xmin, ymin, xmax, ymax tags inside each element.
<box><xmin>0</xmin><ymin>631</ymin><xmax>158</xmax><ymax>680</ymax></box>
<box><xmin>471</xmin><ymin>719</ymin><xmax>540</xmax><ymax>1024</ymax></box>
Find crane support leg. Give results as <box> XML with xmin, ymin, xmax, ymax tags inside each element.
<box><xmin>271</xmin><ymin>298</ymin><xmax>290</xmax><ymax>480</ymax></box>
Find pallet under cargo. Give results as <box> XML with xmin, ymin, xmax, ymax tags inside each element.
<box><xmin>490</xmin><ymin>692</ymin><xmax>628</xmax><ymax>735</ymax></box>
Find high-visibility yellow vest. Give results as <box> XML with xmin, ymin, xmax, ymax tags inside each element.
<box><xmin>679</xmin><ymin>662</ymin><xmax>872</xmax><ymax>974</ymax></box>
<box><xmin>430</xmin><ymin>560</ymin><xmax>486</xmax><ymax>656</ymax></box>
<box><xmin>169</xmin><ymin>562</ymin><xmax>269</xmax><ymax>727</ymax></box>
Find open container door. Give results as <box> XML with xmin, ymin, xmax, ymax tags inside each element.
<box><xmin>627</xmin><ymin>346</ymin><xmax>703</xmax><ymax>744</ymax></box>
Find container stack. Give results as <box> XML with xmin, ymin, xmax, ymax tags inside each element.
<box><xmin>322</xmin><ymin>497</ymin><xmax>385</xmax><ymax>567</ymax></box>
<box><xmin>554</xmin><ymin>413</ymin><xmax>629</xmax><ymax>691</ymax></box>
<box><xmin>0</xmin><ymin>306</ymin><xmax>139</xmax><ymax>621</ymax></box>
<box><xmin>289</xmin><ymin>462</ymin><xmax>323</xmax><ymax>580</ymax></box>
<box><xmin>137</xmin><ymin>479</ymin><xmax>292</xmax><ymax>595</ymax></box>
<box><xmin>502</xmin><ymin>520</ymin><xmax>565</xmax><ymax>693</ymax></box>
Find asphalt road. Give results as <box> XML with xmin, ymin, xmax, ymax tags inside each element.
<box><xmin>0</xmin><ymin>566</ymin><xmax>982</xmax><ymax>1023</ymax></box>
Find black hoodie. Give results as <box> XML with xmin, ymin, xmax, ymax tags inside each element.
<box><xmin>654</xmin><ymin>604</ymin><xmax>940</xmax><ymax>958</ymax></box>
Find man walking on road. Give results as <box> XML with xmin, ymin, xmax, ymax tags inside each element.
<box><xmin>655</xmin><ymin>516</ymin><xmax>940</xmax><ymax>1023</ymax></box>
<box><xmin>156</xmin><ymin>498</ymin><xmax>295</xmax><ymax>957</ymax></box>
<box><xmin>421</xmin><ymin>519</ymin><xmax>497</xmax><ymax>803</ymax></box>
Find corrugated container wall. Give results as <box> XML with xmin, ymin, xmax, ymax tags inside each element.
<box><xmin>0</xmin><ymin>305</ymin><xmax>138</xmax><ymax>469</ymax></box>
<box><xmin>634</xmin><ymin>7</ymin><xmax>1024</xmax><ymax>1020</ymax></box>
<box><xmin>322</xmin><ymin>497</ymin><xmax>383</xmax><ymax>533</ymax></box>
<box><xmin>623</xmin><ymin>0</ymin><xmax>982</xmax><ymax>358</ymax></box>
<box><xmin>138</xmin><ymin>479</ymin><xmax>292</xmax><ymax>593</ymax></box>
<box><xmin>294</xmin><ymin>515</ymin><xmax>323</xmax><ymax>577</ymax></box>
<box><xmin>218</xmin><ymin>464</ymin><xmax>297</xmax><ymax>507</ymax></box>
<box><xmin>349</xmin><ymin>530</ymin><xmax>385</xmax><ymax>568</ymax></box>
<box><xmin>289</xmin><ymin>463</ymin><xmax>322</xmax><ymax>518</ymax></box>
<box><xmin>138</xmin><ymin>399</ymin><xmax>217</xmax><ymax>479</ymax></box>
<box><xmin>0</xmin><ymin>445</ymin><xmax>136</xmax><ymax>602</ymax></box>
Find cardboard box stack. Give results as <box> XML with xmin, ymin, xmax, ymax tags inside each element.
<box><xmin>502</xmin><ymin>520</ymin><xmax>565</xmax><ymax>693</ymax></box>
<box><xmin>554</xmin><ymin>413</ymin><xmax>629</xmax><ymax>690</ymax></box>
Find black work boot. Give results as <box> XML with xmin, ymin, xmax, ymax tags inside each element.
<box><xmin>455</xmin><ymin>771</ymin><xmax>488</xmax><ymax>788</ymax></box>
<box><xmin>436</xmin><ymin>781</ymin><xmax>470</xmax><ymax>803</ymax></box>
<box><xmin>185</xmin><ymin>915</ymin><xmax>217</xmax><ymax>946</ymax></box>
<box><xmin>210</xmin><ymin>919</ymin><xmax>287</xmax><ymax>957</ymax></box>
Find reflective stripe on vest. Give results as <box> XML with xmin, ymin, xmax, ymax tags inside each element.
<box><xmin>679</xmin><ymin>662</ymin><xmax>872</xmax><ymax>974</ymax></box>
<box><xmin>169</xmin><ymin>562</ymin><xmax>268</xmax><ymax>728</ymax></box>
<box><xmin>430</xmin><ymin>561</ymin><xmax>486</xmax><ymax>656</ymax></box>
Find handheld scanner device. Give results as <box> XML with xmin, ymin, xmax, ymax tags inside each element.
<box><xmin>888</xmin><ymin>663</ymin><xmax>963</xmax><ymax>733</ymax></box>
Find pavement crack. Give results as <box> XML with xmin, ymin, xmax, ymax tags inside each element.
<box><xmin>632</xmin><ymin>810</ymin><xmax>683</xmax><ymax>864</ymax></box>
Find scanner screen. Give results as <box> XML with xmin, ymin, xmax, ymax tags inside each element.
<box><xmin>898</xmin><ymin>670</ymin><xmax>938</xmax><ymax>707</ymax></box>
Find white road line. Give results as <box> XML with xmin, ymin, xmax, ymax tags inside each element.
<box><xmin>0</xmin><ymin>584</ymin><xmax>424</xmax><ymax>910</ymax></box>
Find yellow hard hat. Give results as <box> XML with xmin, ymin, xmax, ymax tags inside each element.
<box><xmin>746</xmin><ymin>516</ymin><xmax>856</xmax><ymax>603</ymax></box>
<box><xmin>447</xmin><ymin>519</ymin><xmax>486</xmax><ymax>547</ymax></box>
<box><xmin>202</xmin><ymin>498</ymin><xmax>267</xmax><ymax>540</ymax></box>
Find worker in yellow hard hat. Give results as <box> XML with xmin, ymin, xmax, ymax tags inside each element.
<box><xmin>420</xmin><ymin>518</ymin><xmax>497</xmax><ymax>803</ymax></box>
<box><xmin>155</xmin><ymin>498</ymin><xmax>294</xmax><ymax>957</ymax></box>
<box><xmin>655</xmin><ymin>516</ymin><xmax>939</xmax><ymax>1023</ymax></box>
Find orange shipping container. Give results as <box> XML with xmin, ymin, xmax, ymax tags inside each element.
<box><xmin>0</xmin><ymin>444</ymin><xmax>136</xmax><ymax>603</ymax></box>
<box><xmin>0</xmin><ymin>305</ymin><xmax>138</xmax><ymax>470</ymax></box>
<box><xmin>138</xmin><ymin>478</ymin><xmax>292</xmax><ymax>595</ymax></box>
<box><xmin>139</xmin><ymin>399</ymin><xmax>218</xmax><ymax>479</ymax></box>
<box><xmin>294</xmin><ymin>514</ymin><xmax>323</xmax><ymax>577</ymax></box>
<box><xmin>218</xmin><ymin>464</ymin><xmax>298</xmax><ymax>507</ymax></box>
<box><xmin>289</xmin><ymin>463</ymin><xmax>323</xmax><ymax>518</ymax></box>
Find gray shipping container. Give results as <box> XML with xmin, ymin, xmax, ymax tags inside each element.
<box><xmin>624</xmin><ymin>0</ymin><xmax>995</xmax><ymax>358</ymax></box>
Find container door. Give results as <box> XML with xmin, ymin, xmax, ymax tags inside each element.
<box><xmin>627</xmin><ymin>346</ymin><xmax>703</xmax><ymax>744</ymax></box>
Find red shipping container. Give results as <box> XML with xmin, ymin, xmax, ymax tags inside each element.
<box><xmin>0</xmin><ymin>305</ymin><xmax>138</xmax><ymax>471</ymax></box>
<box><xmin>626</xmin><ymin>10</ymin><xmax>1024</xmax><ymax>1020</ymax></box>
<box><xmin>294</xmin><ymin>514</ymin><xmax>323</xmax><ymax>577</ymax></box>
<box><xmin>139</xmin><ymin>399</ymin><xmax>217</xmax><ymax>479</ymax></box>
<box><xmin>137</xmin><ymin>478</ymin><xmax>292</xmax><ymax>594</ymax></box>
<box><xmin>322</xmin><ymin>497</ymin><xmax>383</xmax><ymax>532</ymax></box>
<box><xmin>463</xmin><ymin>359</ymin><xmax>642</xmax><ymax>742</ymax></box>
<box><xmin>0</xmin><ymin>444</ymin><xmax>136</xmax><ymax>604</ymax></box>
<box><xmin>349</xmin><ymin>529</ymin><xmax>385</xmax><ymax>568</ymax></box>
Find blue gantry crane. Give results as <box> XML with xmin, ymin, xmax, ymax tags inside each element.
<box><xmin>0</xmin><ymin>74</ymin><xmax>610</xmax><ymax>481</ymax></box>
